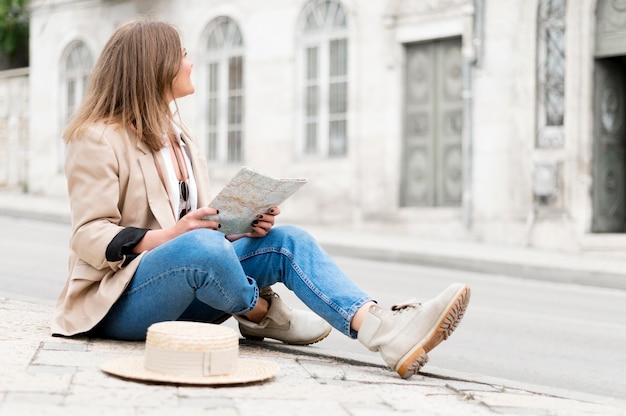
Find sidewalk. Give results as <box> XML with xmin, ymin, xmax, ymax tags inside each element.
<box><xmin>1</xmin><ymin>294</ymin><xmax>625</xmax><ymax>415</ymax></box>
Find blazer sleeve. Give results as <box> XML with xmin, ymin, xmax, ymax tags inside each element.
<box><xmin>105</xmin><ymin>226</ymin><xmax>149</xmax><ymax>266</ymax></box>
<box><xmin>65</xmin><ymin>126</ymin><xmax>131</xmax><ymax>272</ymax></box>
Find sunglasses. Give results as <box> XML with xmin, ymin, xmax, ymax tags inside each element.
<box><xmin>179</xmin><ymin>179</ymin><xmax>190</xmax><ymax>219</ymax></box>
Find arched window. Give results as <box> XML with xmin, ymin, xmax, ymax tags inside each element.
<box><xmin>536</xmin><ymin>0</ymin><xmax>566</xmax><ymax>148</ymax></box>
<box><xmin>298</xmin><ymin>0</ymin><xmax>348</xmax><ymax>157</ymax></box>
<box><xmin>59</xmin><ymin>41</ymin><xmax>93</xmax><ymax>171</ymax></box>
<box><xmin>203</xmin><ymin>17</ymin><xmax>245</xmax><ymax>162</ymax></box>
<box><xmin>63</xmin><ymin>42</ymin><xmax>93</xmax><ymax>122</ymax></box>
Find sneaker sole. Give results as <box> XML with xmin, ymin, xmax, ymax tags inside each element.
<box><xmin>395</xmin><ymin>284</ymin><xmax>471</xmax><ymax>379</ymax></box>
<box><xmin>241</xmin><ymin>326</ymin><xmax>332</xmax><ymax>346</ymax></box>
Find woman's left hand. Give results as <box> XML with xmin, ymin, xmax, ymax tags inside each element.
<box><xmin>224</xmin><ymin>207</ymin><xmax>280</xmax><ymax>241</ymax></box>
<box><xmin>247</xmin><ymin>206</ymin><xmax>280</xmax><ymax>238</ymax></box>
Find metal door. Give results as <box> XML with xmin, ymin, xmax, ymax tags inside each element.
<box><xmin>401</xmin><ymin>38</ymin><xmax>463</xmax><ymax>207</ymax></box>
<box><xmin>592</xmin><ymin>59</ymin><xmax>626</xmax><ymax>232</ymax></box>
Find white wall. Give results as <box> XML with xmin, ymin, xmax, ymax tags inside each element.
<box><xmin>0</xmin><ymin>68</ymin><xmax>29</xmax><ymax>190</ymax></box>
<box><xmin>23</xmin><ymin>0</ymin><xmax>624</xmax><ymax>254</ymax></box>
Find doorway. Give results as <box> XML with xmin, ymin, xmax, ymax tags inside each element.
<box><xmin>592</xmin><ymin>57</ymin><xmax>626</xmax><ymax>232</ymax></box>
<box><xmin>400</xmin><ymin>38</ymin><xmax>463</xmax><ymax>207</ymax></box>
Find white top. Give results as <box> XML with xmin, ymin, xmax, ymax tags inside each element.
<box><xmin>159</xmin><ymin>124</ymin><xmax>198</xmax><ymax>220</ymax></box>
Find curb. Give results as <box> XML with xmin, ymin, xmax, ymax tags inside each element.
<box><xmin>321</xmin><ymin>243</ymin><xmax>626</xmax><ymax>291</ymax></box>
<box><xmin>2</xmin><ymin>191</ymin><xmax>626</xmax><ymax>291</ymax></box>
<box><xmin>269</xmin><ymin>342</ymin><xmax>626</xmax><ymax>410</ymax></box>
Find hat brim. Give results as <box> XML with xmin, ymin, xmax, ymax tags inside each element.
<box><xmin>101</xmin><ymin>356</ymin><xmax>279</xmax><ymax>386</ymax></box>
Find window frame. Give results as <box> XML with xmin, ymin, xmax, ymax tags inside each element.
<box><xmin>296</xmin><ymin>0</ymin><xmax>349</xmax><ymax>159</ymax></box>
<box><xmin>201</xmin><ymin>16</ymin><xmax>245</xmax><ymax>163</ymax></box>
<box><xmin>59</xmin><ymin>40</ymin><xmax>93</xmax><ymax>172</ymax></box>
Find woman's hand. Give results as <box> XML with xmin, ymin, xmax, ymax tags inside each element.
<box><xmin>177</xmin><ymin>206</ymin><xmax>221</xmax><ymax>233</ymax></box>
<box><xmin>247</xmin><ymin>206</ymin><xmax>280</xmax><ymax>238</ymax></box>
<box><xmin>225</xmin><ymin>206</ymin><xmax>281</xmax><ymax>241</ymax></box>
<box><xmin>132</xmin><ymin>206</ymin><xmax>221</xmax><ymax>253</ymax></box>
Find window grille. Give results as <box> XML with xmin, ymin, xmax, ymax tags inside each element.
<box><xmin>536</xmin><ymin>0</ymin><xmax>566</xmax><ymax>148</ymax></box>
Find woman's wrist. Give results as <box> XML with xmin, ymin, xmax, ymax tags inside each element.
<box><xmin>133</xmin><ymin>228</ymin><xmax>173</xmax><ymax>253</ymax></box>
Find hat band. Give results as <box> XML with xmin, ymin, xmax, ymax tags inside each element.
<box><xmin>145</xmin><ymin>344</ymin><xmax>238</xmax><ymax>377</ymax></box>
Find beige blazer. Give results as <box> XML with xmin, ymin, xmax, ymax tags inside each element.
<box><xmin>51</xmin><ymin>122</ymin><xmax>212</xmax><ymax>336</ymax></box>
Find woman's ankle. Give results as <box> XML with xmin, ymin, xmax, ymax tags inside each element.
<box><xmin>242</xmin><ymin>297</ymin><xmax>269</xmax><ymax>323</ymax></box>
<box><xmin>350</xmin><ymin>301</ymin><xmax>376</xmax><ymax>332</ymax></box>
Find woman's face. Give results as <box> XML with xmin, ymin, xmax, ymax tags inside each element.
<box><xmin>170</xmin><ymin>48</ymin><xmax>194</xmax><ymax>100</ymax></box>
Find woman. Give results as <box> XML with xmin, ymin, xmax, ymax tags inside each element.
<box><xmin>52</xmin><ymin>18</ymin><xmax>471</xmax><ymax>379</ymax></box>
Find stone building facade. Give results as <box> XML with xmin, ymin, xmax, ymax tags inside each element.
<box><xmin>10</xmin><ymin>0</ymin><xmax>626</xmax><ymax>256</ymax></box>
<box><xmin>0</xmin><ymin>67</ymin><xmax>28</xmax><ymax>191</ymax></box>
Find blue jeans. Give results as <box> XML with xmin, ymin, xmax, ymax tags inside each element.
<box><xmin>91</xmin><ymin>225</ymin><xmax>373</xmax><ymax>341</ymax></box>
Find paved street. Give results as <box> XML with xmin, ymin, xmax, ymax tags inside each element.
<box><xmin>316</xmin><ymin>257</ymin><xmax>626</xmax><ymax>400</ymax></box>
<box><xmin>1</xmin><ymin>215</ymin><xmax>626</xmax><ymax>402</ymax></box>
<box><xmin>0</xmin><ymin>216</ymin><xmax>69</xmax><ymax>299</ymax></box>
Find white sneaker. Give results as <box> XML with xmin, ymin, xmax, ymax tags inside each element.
<box><xmin>235</xmin><ymin>288</ymin><xmax>332</xmax><ymax>346</ymax></box>
<box><xmin>358</xmin><ymin>283</ymin><xmax>470</xmax><ymax>379</ymax></box>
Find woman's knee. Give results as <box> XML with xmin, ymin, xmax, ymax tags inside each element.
<box><xmin>270</xmin><ymin>224</ymin><xmax>316</xmax><ymax>245</ymax></box>
<box><xmin>175</xmin><ymin>229</ymin><xmax>235</xmax><ymax>267</ymax></box>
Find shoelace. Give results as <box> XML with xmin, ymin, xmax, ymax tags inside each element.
<box><xmin>259</xmin><ymin>287</ymin><xmax>279</xmax><ymax>299</ymax></box>
<box><xmin>390</xmin><ymin>299</ymin><xmax>422</xmax><ymax>314</ymax></box>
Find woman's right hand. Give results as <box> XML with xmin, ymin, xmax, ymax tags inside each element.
<box><xmin>176</xmin><ymin>206</ymin><xmax>221</xmax><ymax>233</ymax></box>
<box><xmin>132</xmin><ymin>206</ymin><xmax>220</xmax><ymax>253</ymax></box>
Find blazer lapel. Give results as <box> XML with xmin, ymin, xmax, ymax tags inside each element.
<box><xmin>136</xmin><ymin>139</ymin><xmax>176</xmax><ymax>229</ymax></box>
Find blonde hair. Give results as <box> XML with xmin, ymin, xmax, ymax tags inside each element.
<box><xmin>63</xmin><ymin>19</ymin><xmax>183</xmax><ymax>151</ymax></box>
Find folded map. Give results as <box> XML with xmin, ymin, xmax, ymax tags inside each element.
<box><xmin>205</xmin><ymin>166</ymin><xmax>307</xmax><ymax>235</ymax></box>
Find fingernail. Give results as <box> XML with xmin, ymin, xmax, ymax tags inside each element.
<box><xmin>252</xmin><ymin>220</ymin><xmax>258</xmax><ymax>225</ymax></box>
<box><xmin>269</xmin><ymin>208</ymin><xmax>275</xmax><ymax>214</ymax></box>
<box><xmin>218</xmin><ymin>224</ymin><xmax>221</xmax><ymax>228</ymax></box>
<box><xmin>257</xmin><ymin>214</ymin><xmax>264</xmax><ymax>219</ymax></box>
<box><xmin>216</xmin><ymin>210</ymin><xmax>220</xmax><ymax>214</ymax></box>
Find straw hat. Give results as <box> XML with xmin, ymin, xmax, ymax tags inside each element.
<box><xmin>101</xmin><ymin>321</ymin><xmax>279</xmax><ymax>385</ymax></box>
